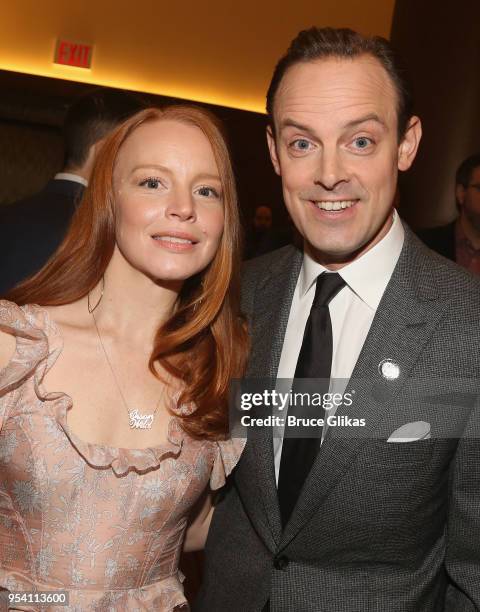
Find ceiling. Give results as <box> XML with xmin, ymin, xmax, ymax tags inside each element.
<box><xmin>0</xmin><ymin>0</ymin><xmax>396</xmax><ymax>113</ymax></box>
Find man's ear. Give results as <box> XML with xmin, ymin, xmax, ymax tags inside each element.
<box><xmin>398</xmin><ymin>116</ymin><xmax>422</xmax><ymax>171</ymax></box>
<box><xmin>456</xmin><ymin>183</ymin><xmax>466</xmax><ymax>207</ymax></box>
<box><xmin>266</xmin><ymin>125</ymin><xmax>281</xmax><ymax>176</ymax></box>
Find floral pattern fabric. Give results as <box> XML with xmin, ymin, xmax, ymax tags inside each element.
<box><xmin>0</xmin><ymin>300</ymin><xmax>244</xmax><ymax>611</ymax></box>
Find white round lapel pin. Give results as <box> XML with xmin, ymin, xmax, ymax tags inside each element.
<box><xmin>378</xmin><ymin>359</ymin><xmax>400</xmax><ymax>380</ymax></box>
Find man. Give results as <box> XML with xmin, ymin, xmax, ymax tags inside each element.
<box><xmin>0</xmin><ymin>89</ymin><xmax>142</xmax><ymax>294</ymax></box>
<box><xmin>418</xmin><ymin>153</ymin><xmax>480</xmax><ymax>274</ymax></box>
<box><xmin>254</xmin><ymin>205</ymin><xmax>273</xmax><ymax>233</ymax></box>
<box><xmin>245</xmin><ymin>205</ymin><xmax>292</xmax><ymax>259</ymax></box>
<box><xmin>197</xmin><ymin>27</ymin><xmax>480</xmax><ymax>611</ymax></box>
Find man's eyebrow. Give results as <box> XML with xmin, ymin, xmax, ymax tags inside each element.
<box><xmin>278</xmin><ymin>119</ymin><xmax>317</xmax><ymax>137</ymax></box>
<box><xmin>342</xmin><ymin>113</ymin><xmax>386</xmax><ymax>129</ymax></box>
<box><xmin>278</xmin><ymin>114</ymin><xmax>386</xmax><ymax>136</ymax></box>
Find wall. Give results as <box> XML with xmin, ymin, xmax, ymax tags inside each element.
<box><xmin>0</xmin><ymin>0</ymin><xmax>395</xmax><ymax>113</ymax></box>
<box><xmin>391</xmin><ymin>0</ymin><xmax>480</xmax><ymax>228</ymax></box>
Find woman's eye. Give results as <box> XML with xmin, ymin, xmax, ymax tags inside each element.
<box><xmin>140</xmin><ymin>177</ymin><xmax>161</xmax><ymax>189</ymax></box>
<box><xmin>353</xmin><ymin>137</ymin><xmax>373</xmax><ymax>150</ymax></box>
<box><xmin>197</xmin><ymin>186</ymin><xmax>219</xmax><ymax>198</ymax></box>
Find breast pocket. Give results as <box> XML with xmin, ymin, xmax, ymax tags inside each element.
<box><xmin>363</xmin><ymin>438</ymin><xmax>436</xmax><ymax>467</ymax></box>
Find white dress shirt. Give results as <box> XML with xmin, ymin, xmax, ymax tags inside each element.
<box><xmin>273</xmin><ymin>211</ymin><xmax>405</xmax><ymax>483</ymax></box>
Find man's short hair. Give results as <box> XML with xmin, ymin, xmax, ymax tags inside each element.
<box><xmin>456</xmin><ymin>153</ymin><xmax>480</xmax><ymax>187</ymax></box>
<box><xmin>63</xmin><ymin>89</ymin><xmax>143</xmax><ymax>168</ymax></box>
<box><xmin>266</xmin><ymin>27</ymin><xmax>413</xmax><ymax>141</ymax></box>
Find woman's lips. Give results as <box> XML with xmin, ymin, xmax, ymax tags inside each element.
<box><xmin>151</xmin><ymin>232</ymin><xmax>198</xmax><ymax>251</ymax></box>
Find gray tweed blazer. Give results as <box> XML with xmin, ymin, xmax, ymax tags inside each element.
<box><xmin>195</xmin><ymin>227</ymin><xmax>480</xmax><ymax>612</ymax></box>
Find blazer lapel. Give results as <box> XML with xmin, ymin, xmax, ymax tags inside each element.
<box><xmin>280</xmin><ymin>230</ymin><xmax>450</xmax><ymax>549</ymax></box>
<box><xmin>245</xmin><ymin>246</ymin><xmax>303</xmax><ymax>380</ymax></box>
<box><xmin>236</xmin><ymin>247</ymin><xmax>303</xmax><ymax>549</ymax></box>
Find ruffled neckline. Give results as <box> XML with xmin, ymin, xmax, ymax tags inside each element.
<box><xmin>1</xmin><ymin>301</ymin><xmax>197</xmax><ymax>476</ymax></box>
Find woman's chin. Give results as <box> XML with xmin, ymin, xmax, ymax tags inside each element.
<box><xmin>147</xmin><ymin>268</ymin><xmax>198</xmax><ymax>287</ymax></box>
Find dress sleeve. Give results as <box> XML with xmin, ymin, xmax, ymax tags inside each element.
<box><xmin>210</xmin><ymin>437</ymin><xmax>246</xmax><ymax>490</ymax></box>
<box><xmin>0</xmin><ymin>300</ymin><xmax>49</xmax><ymax>430</ymax></box>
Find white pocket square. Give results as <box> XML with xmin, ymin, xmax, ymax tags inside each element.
<box><xmin>387</xmin><ymin>421</ymin><xmax>431</xmax><ymax>443</ymax></box>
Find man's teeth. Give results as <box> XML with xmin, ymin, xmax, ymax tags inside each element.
<box><xmin>314</xmin><ymin>200</ymin><xmax>356</xmax><ymax>211</ymax></box>
<box><xmin>153</xmin><ymin>236</ymin><xmax>193</xmax><ymax>244</ymax></box>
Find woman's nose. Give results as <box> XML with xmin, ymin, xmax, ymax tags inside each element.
<box><xmin>165</xmin><ymin>190</ymin><xmax>196</xmax><ymax>222</ymax></box>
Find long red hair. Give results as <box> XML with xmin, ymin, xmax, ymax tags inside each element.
<box><xmin>7</xmin><ymin>106</ymin><xmax>249</xmax><ymax>440</ymax></box>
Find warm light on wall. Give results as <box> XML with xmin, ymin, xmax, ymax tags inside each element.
<box><xmin>0</xmin><ymin>0</ymin><xmax>395</xmax><ymax>115</ymax></box>
<box><xmin>0</xmin><ymin>60</ymin><xmax>266</xmax><ymax>114</ymax></box>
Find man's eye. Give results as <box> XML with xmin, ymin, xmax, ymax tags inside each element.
<box><xmin>353</xmin><ymin>137</ymin><xmax>373</xmax><ymax>149</ymax></box>
<box><xmin>197</xmin><ymin>186</ymin><xmax>219</xmax><ymax>198</ymax></box>
<box><xmin>291</xmin><ymin>139</ymin><xmax>312</xmax><ymax>151</ymax></box>
<box><xmin>140</xmin><ymin>178</ymin><xmax>161</xmax><ymax>189</ymax></box>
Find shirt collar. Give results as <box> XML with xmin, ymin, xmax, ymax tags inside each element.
<box><xmin>456</xmin><ymin>217</ymin><xmax>480</xmax><ymax>253</ymax></box>
<box><xmin>54</xmin><ymin>172</ymin><xmax>88</xmax><ymax>187</ymax></box>
<box><xmin>300</xmin><ymin>209</ymin><xmax>405</xmax><ymax>311</ymax></box>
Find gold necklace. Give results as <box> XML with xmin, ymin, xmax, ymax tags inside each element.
<box><xmin>88</xmin><ymin>284</ymin><xmax>160</xmax><ymax>430</ymax></box>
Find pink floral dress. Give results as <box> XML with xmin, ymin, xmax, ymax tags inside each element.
<box><xmin>0</xmin><ymin>301</ymin><xmax>245</xmax><ymax>611</ymax></box>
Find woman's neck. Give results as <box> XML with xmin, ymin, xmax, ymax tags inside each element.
<box><xmin>88</xmin><ymin>250</ymin><xmax>181</xmax><ymax>345</ymax></box>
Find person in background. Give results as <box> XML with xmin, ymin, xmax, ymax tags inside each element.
<box><xmin>254</xmin><ymin>205</ymin><xmax>273</xmax><ymax>232</ymax></box>
<box><xmin>0</xmin><ymin>105</ymin><xmax>248</xmax><ymax>610</ymax></box>
<box><xmin>418</xmin><ymin>152</ymin><xmax>480</xmax><ymax>274</ymax></box>
<box><xmin>244</xmin><ymin>204</ymin><xmax>292</xmax><ymax>259</ymax></box>
<box><xmin>0</xmin><ymin>88</ymin><xmax>143</xmax><ymax>294</ymax></box>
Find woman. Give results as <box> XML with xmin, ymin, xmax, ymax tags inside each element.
<box><xmin>0</xmin><ymin>105</ymin><xmax>248</xmax><ymax>610</ymax></box>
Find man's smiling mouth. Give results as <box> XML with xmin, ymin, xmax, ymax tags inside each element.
<box><xmin>310</xmin><ymin>199</ymin><xmax>358</xmax><ymax>211</ymax></box>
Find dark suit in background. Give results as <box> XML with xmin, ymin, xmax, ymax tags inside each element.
<box><xmin>417</xmin><ymin>154</ymin><xmax>480</xmax><ymax>271</ymax></box>
<box><xmin>0</xmin><ymin>88</ymin><xmax>144</xmax><ymax>296</ymax></box>
<box><xmin>0</xmin><ymin>178</ymin><xmax>83</xmax><ymax>294</ymax></box>
<box><xmin>417</xmin><ymin>221</ymin><xmax>456</xmax><ymax>261</ymax></box>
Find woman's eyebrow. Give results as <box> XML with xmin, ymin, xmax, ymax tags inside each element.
<box><xmin>195</xmin><ymin>173</ymin><xmax>222</xmax><ymax>182</ymax></box>
<box><xmin>130</xmin><ymin>164</ymin><xmax>171</xmax><ymax>174</ymax></box>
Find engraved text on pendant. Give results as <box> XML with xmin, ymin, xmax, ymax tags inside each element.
<box><xmin>129</xmin><ymin>409</ymin><xmax>154</xmax><ymax>429</ymax></box>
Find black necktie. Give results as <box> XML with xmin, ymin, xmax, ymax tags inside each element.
<box><xmin>278</xmin><ymin>272</ymin><xmax>346</xmax><ymax>527</ymax></box>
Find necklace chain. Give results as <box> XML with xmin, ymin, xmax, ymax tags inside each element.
<box><xmin>90</xmin><ymin>308</ymin><xmax>160</xmax><ymax>430</ymax></box>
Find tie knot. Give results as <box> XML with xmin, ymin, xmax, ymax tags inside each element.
<box><xmin>313</xmin><ymin>272</ymin><xmax>346</xmax><ymax>307</ymax></box>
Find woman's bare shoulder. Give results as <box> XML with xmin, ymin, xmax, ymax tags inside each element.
<box><xmin>42</xmin><ymin>299</ymin><xmax>90</xmax><ymax>330</ymax></box>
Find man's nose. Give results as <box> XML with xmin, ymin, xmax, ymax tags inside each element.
<box><xmin>165</xmin><ymin>189</ymin><xmax>196</xmax><ymax>222</ymax></box>
<box><xmin>314</xmin><ymin>149</ymin><xmax>348</xmax><ymax>191</ymax></box>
